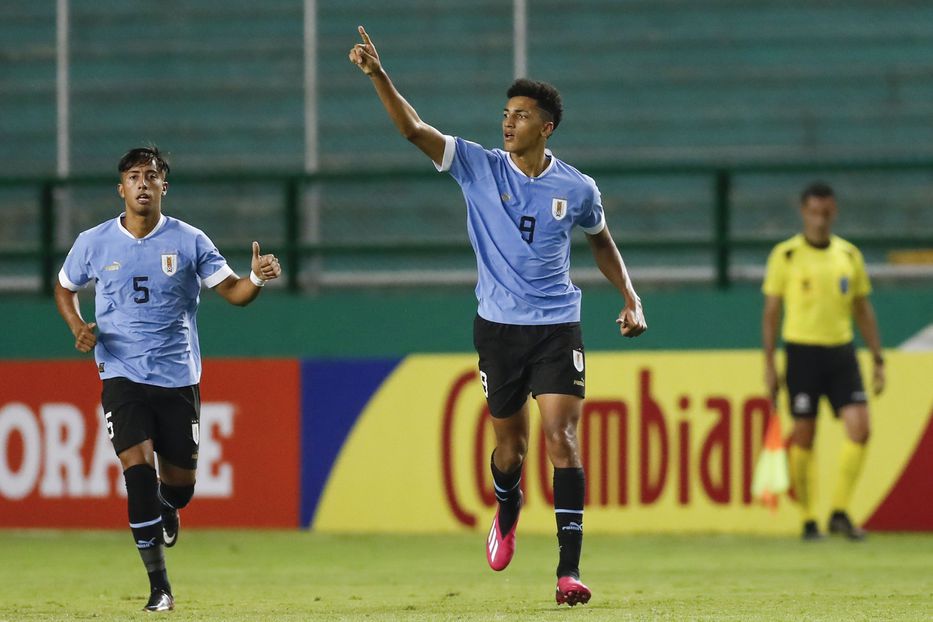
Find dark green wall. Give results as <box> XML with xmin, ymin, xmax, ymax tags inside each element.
<box><xmin>3</xmin><ymin>283</ymin><xmax>930</xmax><ymax>359</ymax></box>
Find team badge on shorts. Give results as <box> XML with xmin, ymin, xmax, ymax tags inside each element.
<box><xmin>552</xmin><ymin>198</ymin><xmax>568</xmax><ymax>220</ymax></box>
<box><xmin>161</xmin><ymin>253</ymin><xmax>178</xmax><ymax>276</ymax></box>
<box><xmin>572</xmin><ymin>349</ymin><xmax>584</xmax><ymax>372</ymax></box>
<box><xmin>793</xmin><ymin>392</ymin><xmax>811</xmax><ymax>414</ymax></box>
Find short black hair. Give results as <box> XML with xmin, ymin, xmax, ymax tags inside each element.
<box><xmin>800</xmin><ymin>181</ymin><xmax>834</xmax><ymax>203</ymax></box>
<box><xmin>118</xmin><ymin>146</ymin><xmax>170</xmax><ymax>178</ymax></box>
<box><xmin>507</xmin><ymin>78</ymin><xmax>563</xmax><ymax>130</ymax></box>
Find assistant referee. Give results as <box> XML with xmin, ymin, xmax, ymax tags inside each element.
<box><xmin>762</xmin><ymin>182</ymin><xmax>885</xmax><ymax>541</ymax></box>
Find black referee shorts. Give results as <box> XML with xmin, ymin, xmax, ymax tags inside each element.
<box><xmin>785</xmin><ymin>342</ymin><xmax>867</xmax><ymax>418</ymax></box>
<box><xmin>473</xmin><ymin>315</ymin><xmax>586</xmax><ymax>419</ymax></box>
<box><xmin>101</xmin><ymin>377</ymin><xmax>201</xmax><ymax>470</ymax></box>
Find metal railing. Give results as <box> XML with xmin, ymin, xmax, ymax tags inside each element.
<box><xmin>2</xmin><ymin>159</ymin><xmax>932</xmax><ymax>295</ymax></box>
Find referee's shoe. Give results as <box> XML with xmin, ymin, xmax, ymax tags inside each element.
<box><xmin>802</xmin><ymin>520</ymin><xmax>825</xmax><ymax>541</ymax></box>
<box><xmin>161</xmin><ymin>506</ymin><xmax>180</xmax><ymax>548</ymax></box>
<box><xmin>828</xmin><ymin>511</ymin><xmax>866</xmax><ymax>541</ymax></box>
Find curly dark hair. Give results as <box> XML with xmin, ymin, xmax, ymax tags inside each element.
<box><xmin>507</xmin><ymin>78</ymin><xmax>563</xmax><ymax>130</ymax></box>
<box><xmin>118</xmin><ymin>146</ymin><xmax>170</xmax><ymax>178</ymax></box>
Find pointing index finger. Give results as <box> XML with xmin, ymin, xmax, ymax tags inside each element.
<box><xmin>358</xmin><ymin>25</ymin><xmax>372</xmax><ymax>46</ymax></box>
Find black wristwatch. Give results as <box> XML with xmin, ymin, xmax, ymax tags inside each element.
<box><xmin>873</xmin><ymin>354</ymin><xmax>885</xmax><ymax>365</ymax></box>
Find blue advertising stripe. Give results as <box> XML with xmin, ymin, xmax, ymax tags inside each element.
<box><xmin>300</xmin><ymin>358</ymin><xmax>402</xmax><ymax>528</ymax></box>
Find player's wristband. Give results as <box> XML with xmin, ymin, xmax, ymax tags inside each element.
<box><xmin>249</xmin><ymin>270</ymin><xmax>266</xmax><ymax>287</ymax></box>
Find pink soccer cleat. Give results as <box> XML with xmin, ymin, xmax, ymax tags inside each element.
<box><xmin>556</xmin><ymin>576</ymin><xmax>592</xmax><ymax>607</ymax></box>
<box><xmin>485</xmin><ymin>493</ymin><xmax>522</xmax><ymax>571</ymax></box>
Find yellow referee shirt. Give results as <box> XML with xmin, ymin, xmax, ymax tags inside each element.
<box><xmin>762</xmin><ymin>234</ymin><xmax>871</xmax><ymax>346</ymax></box>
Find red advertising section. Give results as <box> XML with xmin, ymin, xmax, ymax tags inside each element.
<box><xmin>865</xmin><ymin>404</ymin><xmax>933</xmax><ymax>531</ymax></box>
<box><xmin>0</xmin><ymin>360</ymin><xmax>299</xmax><ymax>528</ymax></box>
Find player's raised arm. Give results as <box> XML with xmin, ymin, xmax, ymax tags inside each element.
<box><xmin>349</xmin><ymin>25</ymin><xmax>446</xmax><ymax>166</ymax></box>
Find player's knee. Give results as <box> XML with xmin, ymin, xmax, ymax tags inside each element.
<box><xmin>493</xmin><ymin>442</ymin><xmax>527</xmax><ymax>470</ymax></box>
<box><xmin>791</xmin><ymin>422</ymin><xmax>816</xmax><ymax>448</ymax></box>
<box><xmin>850</xmin><ymin>427</ymin><xmax>870</xmax><ymax>444</ymax></box>
<box><xmin>544</xmin><ymin>425</ymin><xmax>578</xmax><ymax>453</ymax></box>
<box><xmin>159</xmin><ymin>483</ymin><xmax>195</xmax><ymax>510</ymax></box>
<box><xmin>507</xmin><ymin>438</ymin><xmax>529</xmax><ymax>463</ymax></box>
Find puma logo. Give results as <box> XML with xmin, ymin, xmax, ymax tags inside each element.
<box><xmin>136</xmin><ymin>537</ymin><xmax>158</xmax><ymax>549</ymax></box>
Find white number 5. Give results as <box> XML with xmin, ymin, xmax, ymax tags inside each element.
<box><xmin>104</xmin><ymin>411</ymin><xmax>114</xmax><ymax>439</ymax></box>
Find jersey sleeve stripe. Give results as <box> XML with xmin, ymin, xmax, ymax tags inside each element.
<box><xmin>582</xmin><ymin>213</ymin><xmax>606</xmax><ymax>235</ymax></box>
<box><xmin>58</xmin><ymin>268</ymin><xmax>81</xmax><ymax>292</ymax></box>
<box><xmin>433</xmin><ymin>135</ymin><xmax>456</xmax><ymax>173</ymax></box>
<box><xmin>202</xmin><ymin>264</ymin><xmax>235</xmax><ymax>288</ymax></box>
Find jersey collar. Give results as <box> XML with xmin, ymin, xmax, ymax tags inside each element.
<box><xmin>506</xmin><ymin>149</ymin><xmax>556</xmax><ymax>180</ymax></box>
<box><xmin>799</xmin><ymin>233</ymin><xmax>833</xmax><ymax>250</ymax></box>
<box><xmin>117</xmin><ymin>212</ymin><xmax>167</xmax><ymax>240</ymax></box>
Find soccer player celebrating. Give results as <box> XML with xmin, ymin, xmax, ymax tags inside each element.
<box><xmin>349</xmin><ymin>27</ymin><xmax>646</xmax><ymax>605</ymax></box>
<box><xmin>762</xmin><ymin>182</ymin><xmax>884</xmax><ymax>541</ymax></box>
<box><xmin>54</xmin><ymin>146</ymin><xmax>282</xmax><ymax>612</ymax></box>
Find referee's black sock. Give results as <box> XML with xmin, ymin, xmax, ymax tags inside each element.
<box><xmin>124</xmin><ymin>464</ymin><xmax>171</xmax><ymax>594</ymax></box>
<box><xmin>554</xmin><ymin>467</ymin><xmax>585</xmax><ymax>579</ymax></box>
<box><xmin>490</xmin><ymin>452</ymin><xmax>523</xmax><ymax>536</ymax></box>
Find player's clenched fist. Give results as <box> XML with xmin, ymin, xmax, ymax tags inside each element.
<box><xmin>251</xmin><ymin>241</ymin><xmax>281</xmax><ymax>282</ymax></box>
<box><xmin>616</xmin><ymin>303</ymin><xmax>647</xmax><ymax>338</ymax></box>
<box><xmin>73</xmin><ymin>321</ymin><xmax>97</xmax><ymax>353</ymax></box>
<box><xmin>349</xmin><ymin>25</ymin><xmax>381</xmax><ymax>75</ymax></box>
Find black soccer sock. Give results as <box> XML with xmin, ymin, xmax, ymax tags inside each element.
<box><xmin>491</xmin><ymin>451</ymin><xmax>523</xmax><ymax>536</ymax></box>
<box><xmin>554</xmin><ymin>467</ymin><xmax>585</xmax><ymax>579</ymax></box>
<box><xmin>159</xmin><ymin>482</ymin><xmax>195</xmax><ymax>510</ymax></box>
<box><xmin>124</xmin><ymin>465</ymin><xmax>171</xmax><ymax>593</ymax></box>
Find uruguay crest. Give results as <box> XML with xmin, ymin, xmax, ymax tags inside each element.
<box><xmin>552</xmin><ymin>197</ymin><xmax>568</xmax><ymax>220</ymax></box>
<box><xmin>161</xmin><ymin>253</ymin><xmax>178</xmax><ymax>276</ymax></box>
<box><xmin>572</xmin><ymin>349</ymin><xmax>584</xmax><ymax>372</ymax></box>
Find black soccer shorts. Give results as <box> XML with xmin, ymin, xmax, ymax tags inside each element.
<box><xmin>473</xmin><ymin>315</ymin><xmax>586</xmax><ymax>419</ymax></box>
<box><xmin>784</xmin><ymin>342</ymin><xmax>867</xmax><ymax>418</ymax></box>
<box><xmin>101</xmin><ymin>377</ymin><xmax>201</xmax><ymax>469</ymax></box>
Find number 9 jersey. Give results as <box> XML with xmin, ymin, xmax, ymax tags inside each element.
<box><xmin>58</xmin><ymin>214</ymin><xmax>233</xmax><ymax>388</ymax></box>
<box><xmin>435</xmin><ymin>135</ymin><xmax>605</xmax><ymax>326</ymax></box>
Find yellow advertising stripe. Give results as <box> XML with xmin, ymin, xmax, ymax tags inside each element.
<box><xmin>313</xmin><ymin>351</ymin><xmax>933</xmax><ymax>534</ymax></box>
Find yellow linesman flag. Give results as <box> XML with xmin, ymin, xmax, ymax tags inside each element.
<box><xmin>752</xmin><ymin>403</ymin><xmax>790</xmax><ymax>512</ymax></box>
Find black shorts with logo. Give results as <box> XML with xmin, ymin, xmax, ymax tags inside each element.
<box><xmin>785</xmin><ymin>342</ymin><xmax>866</xmax><ymax>419</ymax></box>
<box><xmin>473</xmin><ymin>315</ymin><xmax>586</xmax><ymax>419</ymax></box>
<box><xmin>101</xmin><ymin>377</ymin><xmax>201</xmax><ymax>469</ymax></box>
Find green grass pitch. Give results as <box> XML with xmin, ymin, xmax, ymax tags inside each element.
<box><xmin>0</xmin><ymin>530</ymin><xmax>930</xmax><ymax>621</ymax></box>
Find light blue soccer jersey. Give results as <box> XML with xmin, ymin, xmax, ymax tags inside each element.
<box><xmin>59</xmin><ymin>214</ymin><xmax>234</xmax><ymax>388</ymax></box>
<box><xmin>435</xmin><ymin>135</ymin><xmax>605</xmax><ymax>325</ymax></box>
